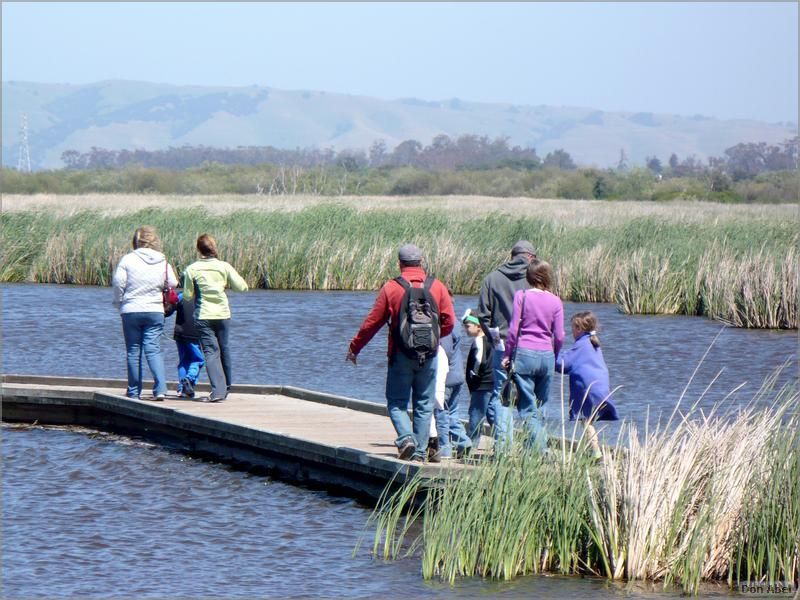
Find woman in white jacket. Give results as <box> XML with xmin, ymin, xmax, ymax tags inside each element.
<box><xmin>112</xmin><ymin>226</ymin><xmax>178</xmax><ymax>400</ymax></box>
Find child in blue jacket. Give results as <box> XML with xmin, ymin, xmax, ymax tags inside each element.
<box><xmin>174</xmin><ymin>292</ymin><xmax>205</xmax><ymax>398</ymax></box>
<box><xmin>556</xmin><ymin>311</ymin><xmax>618</xmax><ymax>459</ymax></box>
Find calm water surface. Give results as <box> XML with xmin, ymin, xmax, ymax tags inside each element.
<box><xmin>3</xmin><ymin>284</ymin><xmax>796</xmax><ymax>432</ymax></box>
<box><xmin>2</xmin><ymin>283</ymin><xmax>796</xmax><ymax>598</ymax></box>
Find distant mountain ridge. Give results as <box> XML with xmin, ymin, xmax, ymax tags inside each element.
<box><xmin>2</xmin><ymin>79</ymin><xmax>796</xmax><ymax>170</ymax></box>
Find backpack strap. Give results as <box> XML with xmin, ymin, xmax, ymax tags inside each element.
<box><xmin>390</xmin><ymin>277</ymin><xmax>410</xmax><ymax>362</ymax></box>
<box><xmin>395</xmin><ymin>276</ymin><xmax>435</xmax><ymax>291</ymax></box>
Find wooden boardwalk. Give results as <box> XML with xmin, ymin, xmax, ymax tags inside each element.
<box><xmin>1</xmin><ymin>375</ymin><xmax>482</xmax><ymax>501</ymax></box>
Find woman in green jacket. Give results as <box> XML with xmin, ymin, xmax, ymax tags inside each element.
<box><xmin>182</xmin><ymin>233</ymin><xmax>249</xmax><ymax>402</ymax></box>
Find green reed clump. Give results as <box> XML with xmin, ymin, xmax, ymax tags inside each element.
<box><xmin>732</xmin><ymin>385</ymin><xmax>800</xmax><ymax>588</ymax></box>
<box><xmin>364</xmin><ymin>372</ymin><xmax>799</xmax><ymax>594</ymax></box>
<box><xmin>1</xmin><ymin>204</ymin><xmax>796</xmax><ymax>327</ymax></box>
<box><xmin>364</xmin><ymin>445</ymin><xmax>600</xmax><ymax>583</ymax></box>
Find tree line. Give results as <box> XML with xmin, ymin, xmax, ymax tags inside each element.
<box><xmin>57</xmin><ymin>134</ymin><xmax>797</xmax><ymax>181</ymax></box>
<box><xmin>3</xmin><ymin>134</ymin><xmax>796</xmax><ymax>203</ymax></box>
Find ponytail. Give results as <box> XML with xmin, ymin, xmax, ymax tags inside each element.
<box><xmin>588</xmin><ymin>330</ymin><xmax>601</xmax><ymax>349</ymax></box>
<box><xmin>571</xmin><ymin>311</ymin><xmax>601</xmax><ymax>349</ymax></box>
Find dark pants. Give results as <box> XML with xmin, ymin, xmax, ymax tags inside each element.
<box><xmin>195</xmin><ymin>318</ymin><xmax>231</xmax><ymax>399</ymax></box>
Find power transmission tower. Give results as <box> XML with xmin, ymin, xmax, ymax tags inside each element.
<box><xmin>17</xmin><ymin>114</ymin><xmax>32</xmax><ymax>172</ymax></box>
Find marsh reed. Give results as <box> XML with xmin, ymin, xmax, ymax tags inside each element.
<box><xmin>363</xmin><ymin>370</ymin><xmax>799</xmax><ymax>594</ymax></box>
<box><xmin>1</xmin><ymin>200</ymin><xmax>796</xmax><ymax>328</ymax></box>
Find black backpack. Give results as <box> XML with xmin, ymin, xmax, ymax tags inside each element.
<box><xmin>393</xmin><ymin>276</ymin><xmax>441</xmax><ymax>365</ymax></box>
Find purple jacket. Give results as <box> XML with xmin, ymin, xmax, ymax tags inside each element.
<box><xmin>503</xmin><ymin>289</ymin><xmax>565</xmax><ymax>360</ymax></box>
<box><xmin>556</xmin><ymin>333</ymin><xmax>619</xmax><ymax>421</ymax></box>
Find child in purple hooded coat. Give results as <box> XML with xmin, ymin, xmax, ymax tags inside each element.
<box><xmin>556</xmin><ymin>311</ymin><xmax>619</xmax><ymax>459</ymax></box>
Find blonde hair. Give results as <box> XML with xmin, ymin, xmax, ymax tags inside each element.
<box><xmin>196</xmin><ymin>233</ymin><xmax>218</xmax><ymax>258</ymax></box>
<box><xmin>132</xmin><ymin>226</ymin><xmax>161</xmax><ymax>251</ymax></box>
<box><xmin>571</xmin><ymin>311</ymin><xmax>601</xmax><ymax>348</ymax></box>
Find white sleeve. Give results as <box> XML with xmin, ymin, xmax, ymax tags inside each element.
<box><xmin>111</xmin><ymin>260</ymin><xmax>127</xmax><ymax>308</ymax></box>
<box><xmin>434</xmin><ymin>345</ymin><xmax>448</xmax><ymax>410</ymax></box>
<box><xmin>167</xmin><ymin>263</ymin><xmax>179</xmax><ymax>288</ymax></box>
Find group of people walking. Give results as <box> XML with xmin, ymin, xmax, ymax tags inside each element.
<box><xmin>348</xmin><ymin>240</ymin><xmax>618</xmax><ymax>463</ymax></box>
<box><xmin>112</xmin><ymin>227</ymin><xmax>248</xmax><ymax>403</ymax></box>
<box><xmin>112</xmin><ymin>227</ymin><xmax>617</xmax><ymax>462</ymax></box>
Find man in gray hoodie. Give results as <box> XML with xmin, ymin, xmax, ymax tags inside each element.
<box><xmin>476</xmin><ymin>240</ymin><xmax>536</xmax><ymax>443</ymax></box>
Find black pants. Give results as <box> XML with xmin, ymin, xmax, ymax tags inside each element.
<box><xmin>195</xmin><ymin>318</ymin><xmax>231</xmax><ymax>398</ymax></box>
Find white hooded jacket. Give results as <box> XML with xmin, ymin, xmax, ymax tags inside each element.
<box><xmin>112</xmin><ymin>248</ymin><xmax>178</xmax><ymax>314</ymax></box>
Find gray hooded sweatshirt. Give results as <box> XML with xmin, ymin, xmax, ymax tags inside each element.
<box><xmin>476</xmin><ymin>256</ymin><xmax>531</xmax><ymax>339</ymax></box>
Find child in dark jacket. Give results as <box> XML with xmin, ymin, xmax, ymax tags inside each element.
<box><xmin>174</xmin><ymin>293</ymin><xmax>205</xmax><ymax>398</ymax></box>
<box><xmin>463</xmin><ymin>310</ymin><xmax>495</xmax><ymax>450</ymax></box>
<box><xmin>556</xmin><ymin>311</ymin><xmax>619</xmax><ymax>459</ymax></box>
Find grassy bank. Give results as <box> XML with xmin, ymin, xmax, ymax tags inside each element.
<box><xmin>1</xmin><ymin>195</ymin><xmax>796</xmax><ymax>328</ymax></box>
<box><xmin>364</xmin><ymin>376</ymin><xmax>800</xmax><ymax>594</ymax></box>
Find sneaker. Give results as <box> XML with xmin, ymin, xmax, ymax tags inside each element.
<box><xmin>454</xmin><ymin>446</ymin><xmax>472</xmax><ymax>459</ymax></box>
<box><xmin>197</xmin><ymin>395</ymin><xmax>225</xmax><ymax>403</ymax></box>
<box><xmin>181</xmin><ymin>378</ymin><xmax>195</xmax><ymax>398</ymax></box>
<box><xmin>397</xmin><ymin>439</ymin><xmax>416</xmax><ymax>460</ymax></box>
<box><xmin>153</xmin><ymin>394</ymin><xmax>165</xmax><ymax>402</ymax></box>
<box><xmin>427</xmin><ymin>437</ymin><xmax>441</xmax><ymax>463</ymax></box>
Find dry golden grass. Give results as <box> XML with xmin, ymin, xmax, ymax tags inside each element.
<box><xmin>3</xmin><ymin>193</ymin><xmax>797</xmax><ymax>228</ymax></box>
<box><xmin>3</xmin><ymin>195</ymin><xmax>795</xmax><ymax>327</ymax></box>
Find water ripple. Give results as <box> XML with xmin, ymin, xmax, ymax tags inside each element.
<box><xmin>2</xmin><ymin>425</ymin><xmax>708</xmax><ymax>598</ymax></box>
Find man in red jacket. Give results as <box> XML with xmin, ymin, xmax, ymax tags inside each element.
<box><xmin>347</xmin><ymin>244</ymin><xmax>455</xmax><ymax>462</ymax></box>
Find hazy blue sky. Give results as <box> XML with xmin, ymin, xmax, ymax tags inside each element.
<box><xmin>3</xmin><ymin>2</ymin><xmax>797</xmax><ymax>123</ymax></box>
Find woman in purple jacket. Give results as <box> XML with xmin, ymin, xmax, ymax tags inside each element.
<box><xmin>556</xmin><ymin>311</ymin><xmax>619</xmax><ymax>460</ymax></box>
<box><xmin>501</xmin><ymin>259</ymin><xmax>565</xmax><ymax>454</ymax></box>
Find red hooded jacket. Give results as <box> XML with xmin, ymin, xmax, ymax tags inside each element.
<box><xmin>349</xmin><ymin>266</ymin><xmax>455</xmax><ymax>358</ymax></box>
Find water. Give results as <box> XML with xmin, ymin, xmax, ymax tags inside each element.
<box><xmin>3</xmin><ymin>284</ymin><xmax>796</xmax><ymax>432</ymax></box>
<box><xmin>2</xmin><ymin>283</ymin><xmax>796</xmax><ymax>598</ymax></box>
<box><xmin>2</xmin><ymin>426</ymin><xmax>735</xmax><ymax>599</ymax></box>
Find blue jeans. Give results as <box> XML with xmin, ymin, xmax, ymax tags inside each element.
<box><xmin>467</xmin><ymin>388</ymin><xmax>493</xmax><ymax>449</ymax></box>
<box><xmin>195</xmin><ymin>319</ymin><xmax>231</xmax><ymax>399</ymax></box>
<box><xmin>385</xmin><ymin>352</ymin><xmax>437</xmax><ymax>460</ymax></box>
<box><xmin>121</xmin><ymin>312</ymin><xmax>167</xmax><ymax>398</ymax></box>
<box><xmin>510</xmin><ymin>348</ymin><xmax>554</xmax><ymax>454</ymax></box>
<box><xmin>489</xmin><ymin>350</ymin><xmax>511</xmax><ymax>443</ymax></box>
<box><xmin>434</xmin><ymin>383</ymin><xmax>472</xmax><ymax>458</ymax></box>
<box><xmin>176</xmin><ymin>339</ymin><xmax>205</xmax><ymax>390</ymax></box>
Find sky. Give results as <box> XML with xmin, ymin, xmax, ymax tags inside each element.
<box><xmin>2</xmin><ymin>2</ymin><xmax>798</xmax><ymax>124</ymax></box>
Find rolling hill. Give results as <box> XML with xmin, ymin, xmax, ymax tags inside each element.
<box><xmin>2</xmin><ymin>79</ymin><xmax>796</xmax><ymax>170</ymax></box>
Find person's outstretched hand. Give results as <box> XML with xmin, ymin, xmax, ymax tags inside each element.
<box><xmin>346</xmin><ymin>351</ymin><xmax>358</xmax><ymax>365</ymax></box>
